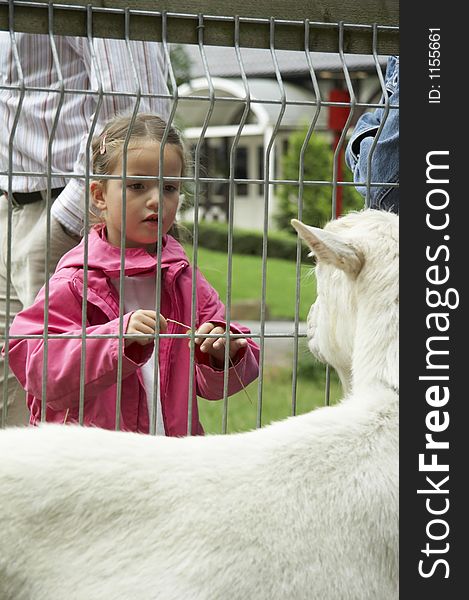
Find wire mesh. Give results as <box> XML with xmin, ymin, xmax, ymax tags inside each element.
<box><xmin>0</xmin><ymin>0</ymin><xmax>398</xmax><ymax>433</ymax></box>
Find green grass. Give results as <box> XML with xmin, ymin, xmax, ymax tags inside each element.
<box><xmin>185</xmin><ymin>246</ymin><xmax>316</xmax><ymax>321</ymax></box>
<box><xmin>184</xmin><ymin>246</ymin><xmax>339</xmax><ymax>433</ymax></box>
<box><xmin>198</xmin><ymin>345</ymin><xmax>343</xmax><ymax>435</ymax></box>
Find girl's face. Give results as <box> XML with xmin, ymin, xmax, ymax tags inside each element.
<box><xmin>91</xmin><ymin>141</ymin><xmax>182</xmax><ymax>252</ymax></box>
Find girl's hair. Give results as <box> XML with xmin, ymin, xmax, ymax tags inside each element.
<box><xmin>92</xmin><ymin>113</ymin><xmax>187</xmax><ymax>178</ymax></box>
<box><xmin>90</xmin><ymin>113</ymin><xmax>190</xmax><ymax>240</ymax></box>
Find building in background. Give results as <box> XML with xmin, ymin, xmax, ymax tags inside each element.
<box><xmin>175</xmin><ymin>45</ymin><xmax>386</xmax><ymax>229</ymax></box>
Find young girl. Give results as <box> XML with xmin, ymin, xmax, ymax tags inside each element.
<box><xmin>7</xmin><ymin>114</ymin><xmax>259</xmax><ymax>436</ymax></box>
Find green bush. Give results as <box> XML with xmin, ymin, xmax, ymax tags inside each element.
<box><xmin>275</xmin><ymin>127</ymin><xmax>364</xmax><ymax>230</ymax></box>
<box><xmin>180</xmin><ymin>220</ymin><xmax>310</xmax><ymax>262</ymax></box>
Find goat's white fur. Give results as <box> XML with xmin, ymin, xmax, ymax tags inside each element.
<box><xmin>0</xmin><ymin>209</ymin><xmax>398</xmax><ymax>600</ymax></box>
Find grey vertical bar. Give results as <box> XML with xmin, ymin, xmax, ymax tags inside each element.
<box><xmin>219</xmin><ymin>16</ymin><xmax>251</xmax><ymax>433</ymax></box>
<box><xmin>326</xmin><ymin>22</ymin><xmax>357</xmax><ymax>407</ymax></box>
<box><xmin>149</xmin><ymin>10</ymin><xmax>178</xmax><ymax>435</ymax></box>
<box><xmin>40</xmin><ymin>1</ymin><xmax>65</xmax><ymax>421</ymax></box>
<box><xmin>291</xmin><ymin>19</ymin><xmax>323</xmax><ymax>416</ymax></box>
<box><xmin>331</xmin><ymin>21</ymin><xmax>356</xmax><ymax>220</ymax></box>
<box><xmin>114</xmin><ymin>8</ymin><xmax>142</xmax><ymax>431</ymax></box>
<box><xmin>79</xmin><ymin>4</ymin><xmax>104</xmax><ymax>425</ymax></box>
<box><xmin>364</xmin><ymin>24</ymin><xmax>390</xmax><ymax>207</ymax></box>
<box><xmin>325</xmin><ymin>363</ymin><xmax>331</xmax><ymax>406</ymax></box>
<box><xmin>187</xmin><ymin>13</ymin><xmax>215</xmax><ymax>436</ymax></box>
<box><xmin>256</xmin><ymin>17</ymin><xmax>286</xmax><ymax>428</ymax></box>
<box><xmin>2</xmin><ymin>0</ymin><xmax>25</xmax><ymax>427</ymax></box>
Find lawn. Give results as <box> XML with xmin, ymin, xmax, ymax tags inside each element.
<box><xmin>198</xmin><ymin>359</ymin><xmax>342</xmax><ymax>434</ymax></box>
<box><xmin>185</xmin><ymin>246</ymin><xmax>316</xmax><ymax>321</ymax></box>
<box><xmin>183</xmin><ymin>246</ymin><xmax>341</xmax><ymax>433</ymax></box>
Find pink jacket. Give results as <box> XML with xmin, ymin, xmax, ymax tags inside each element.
<box><xmin>6</xmin><ymin>226</ymin><xmax>259</xmax><ymax>436</ymax></box>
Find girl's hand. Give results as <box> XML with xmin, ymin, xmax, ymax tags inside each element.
<box><xmin>126</xmin><ymin>310</ymin><xmax>167</xmax><ymax>346</ymax></box>
<box><xmin>190</xmin><ymin>322</ymin><xmax>248</xmax><ymax>367</ymax></box>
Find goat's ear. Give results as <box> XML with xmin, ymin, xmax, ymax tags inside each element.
<box><xmin>291</xmin><ymin>219</ymin><xmax>364</xmax><ymax>277</ymax></box>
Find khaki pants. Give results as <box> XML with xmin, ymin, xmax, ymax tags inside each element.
<box><xmin>0</xmin><ymin>196</ymin><xmax>79</xmax><ymax>427</ymax></box>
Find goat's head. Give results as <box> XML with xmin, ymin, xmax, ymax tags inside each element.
<box><xmin>292</xmin><ymin>210</ymin><xmax>399</xmax><ymax>393</ymax></box>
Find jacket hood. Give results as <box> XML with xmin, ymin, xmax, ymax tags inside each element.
<box><xmin>56</xmin><ymin>225</ymin><xmax>188</xmax><ymax>278</ymax></box>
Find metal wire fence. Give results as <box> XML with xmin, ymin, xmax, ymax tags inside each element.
<box><xmin>0</xmin><ymin>0</ymin><xmax>399</xmax><ymax>434</ymax></box>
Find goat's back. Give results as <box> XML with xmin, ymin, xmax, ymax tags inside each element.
<box><xmin>0</xmin><ymin>394</ymin><xmax>398</xmax><ymax>600</ymax></box>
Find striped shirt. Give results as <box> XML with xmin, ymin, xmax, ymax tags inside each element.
<box><xmin>0</xmin><ymin>32</ymin><xmax>170</xmax><ymax>235</ymax></box>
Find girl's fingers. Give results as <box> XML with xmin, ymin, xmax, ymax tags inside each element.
<box><xmin>192</xmin><ymin>322</ymin><xmax>215</xmax><ymax>348</ymax></box>
<box><xmin>139</xmin><ymin>316</ymin><xmax>156</xmax><ymax>329</ymax></box>
<box><xmin>186</xmin><ymin>322</ymin><xmax>212</xmax><ymax>349</ymax></box>
<box><xmin>195</xmin><ymin>322</ymin><xmax>215</xmax><ymax>336</ymax></box>
<box><xmin>199</xmin><ymin>326</ymin><xmax>225</xmax><ymax>353</ymax></box>
<box><xmin>126</xmin><ymin>310</ymin><xmax>167</xmax><ymax>346</ymax></box>
<box><xmin>136</xmin><ymin>323</ymin><xmax>156</xmax><ymax>335</ymax></box>
<box><xmin>222</xmin><ymin>338</ymin><xmax>248</xmax><ymax>360</ymax></box>
<box><xmin>130</xmin><ymin>311</ymin><xmax>155</xmax><ymax>328</ymax></box>
<box><xmin>159</xmin><ymin>314</ymin><xmax>168</xmax><ymax>333</ymax></box>
<box><xmin>129</xmin><ymin>311</ymin><xmax>167</xmax><ymax>334</ymax></box>
<box><xmin>137</xmin><ymin>310</ymin><xmax>156</xmax><ymax>326</ymax></box>
<box><xmin>232</xmin><ymin>338</ymin><xmax>248</xmax><ymax>351</ymax></box>
<box><xmin>186</xmin><ymin>323</ymin><xmax>247</xmax><ymax>359</ymax></box>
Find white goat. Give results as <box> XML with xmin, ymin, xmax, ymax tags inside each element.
<box><xmin>0</xmin><ymin>209</ymin><xmax>398</xmax><ymax>600</ymax></box>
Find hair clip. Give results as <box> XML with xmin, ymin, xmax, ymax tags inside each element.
<box><xmin>99</xmin><ymin>134</ymin><xmax>107</xmax><ymax>155</ymax></box>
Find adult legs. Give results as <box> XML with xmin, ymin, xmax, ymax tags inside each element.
<box><xmin>0</xmin><ymin>197</ymin><xmax>79</xmax><ymax>427</ymax></box>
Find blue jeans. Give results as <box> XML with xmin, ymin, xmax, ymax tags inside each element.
<box><xmin>345</xmin><ymin>56</ymin><xmax>399</xmax><ymax>213</ymax></box>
